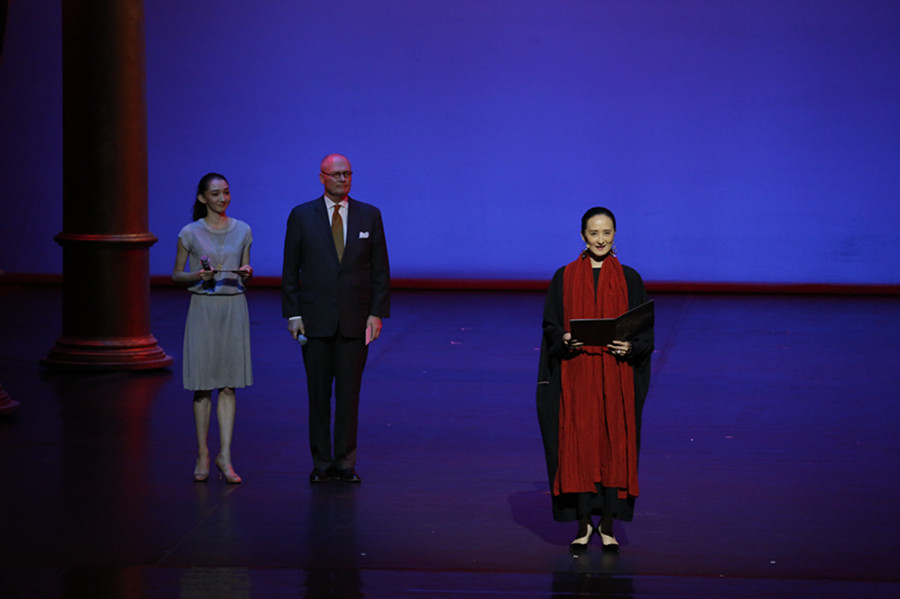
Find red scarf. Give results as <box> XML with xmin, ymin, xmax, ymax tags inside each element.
<box><xmin>554</xmin><ymin>253</ymin><xmax>639</xmax><ymax>499</ymax></box>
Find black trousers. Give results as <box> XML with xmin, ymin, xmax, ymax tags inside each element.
<box><xmin>301</xmin><ymin>334</ymin><xmax>368</xmax><ymax>471</ymax></box>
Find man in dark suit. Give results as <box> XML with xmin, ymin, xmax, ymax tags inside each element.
<box><xmin>282</xmin><ymin>154</ymin><xmax>390</xmax><ymax>483</ymax></box>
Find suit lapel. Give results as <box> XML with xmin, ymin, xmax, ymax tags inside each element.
<box><xmin>314</xmin><ymin>196</ymin><xmax>340</xmax><ymax>263</ymax></box>
<box><xmin>344</xmin><ymin>198</ymin><xmax>357</xmax><ymax>259</ymax></box>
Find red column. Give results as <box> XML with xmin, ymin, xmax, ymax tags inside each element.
<box><xmin>43</xmin><ymin>0</ymin><xmax>171</xmax><ymax>370</ymax></box>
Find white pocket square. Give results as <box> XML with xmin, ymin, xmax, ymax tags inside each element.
<box><xmin>358</xmin><ymin>231</ymin><xmax>370</xmax><ymax>239</ymax></box>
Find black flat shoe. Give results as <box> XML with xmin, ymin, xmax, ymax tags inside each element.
<box><xmin>335</xmin><ymin>468</ymin><xmax>361</xmax><ymax>483</ymax></box>
<box><xmin>569</xmin><ymin>541</ymin><xmax>589</xmax><ymax>555</ymax></box>
<box><xmin>601</xmin><ymin>540</ymin><xmax>619</xmax><ymax>553</ymax></box>
<box><xmin>569</xmin><ymin>522</ymin><xmax>593</xmax><ymax>554</ymax></box>
<box><xmin>309</xmin><ymin>468</ymin><xmax>331</xmax><ymax>483</ymax></box>
<box><xmin>598</xmin><ymin>529</ymin><xmax>619</xmax><ymax>553</ymax></box>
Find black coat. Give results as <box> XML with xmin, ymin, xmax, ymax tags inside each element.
<box><xmin>281</xmin><ymin>196</ymin><xmax>391</xmax><ymax>337</ymax></box>
<box><xmin>536</xmin><ymin>262</ymin><xmax>653</xmax><ymax>522</ymax></box>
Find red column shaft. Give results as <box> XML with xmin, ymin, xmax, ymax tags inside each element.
<box><xmin>43</xmin><ymin>0</ymin><xmax>171</xmax><ymax>370</ymax></box>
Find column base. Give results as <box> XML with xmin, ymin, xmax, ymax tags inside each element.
<box><xmin>0</xmin><ymin>384</ymin><xmax>19</xmax><ymax>416</ymax></box>
<box><xmin>41</xmin><ymin>335</ymin><xmax>173</xmax><ymax>371</ymax></box>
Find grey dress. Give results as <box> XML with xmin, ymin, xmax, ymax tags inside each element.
<box><xmin>178</xmin><ymin>218</ymin><xmax>253</xmax><ymax>391</ymax></box>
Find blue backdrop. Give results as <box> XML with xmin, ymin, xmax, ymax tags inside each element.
<box><xmin>1</xmin><ymin>0</ymin><xmax>898</xmax><ymax>284</ymax></box>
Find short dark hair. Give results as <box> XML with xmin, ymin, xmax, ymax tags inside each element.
<box><xmin>192</xmin><ymin>172</ymin><xmax>228</xmax><ymax>221</ymax></box>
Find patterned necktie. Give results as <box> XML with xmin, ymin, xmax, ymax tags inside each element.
<box><xmin>332</xmin><ymin>203</ymin><xmax>344</xmax><ymax>261</ymax></box>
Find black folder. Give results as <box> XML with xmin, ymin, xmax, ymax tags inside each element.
<box><xmin>569</xmin><ymin>300</ymin><xmax>654</xmax><ymax>346</ymax></box>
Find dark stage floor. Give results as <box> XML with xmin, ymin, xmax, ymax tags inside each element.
<box><xmin>1</xmin><ymin>285</ymin><xmax>899</xmax><ymax>598</ymax></box>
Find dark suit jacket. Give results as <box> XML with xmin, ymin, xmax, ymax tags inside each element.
<box><xmin>282</xmin><ymin>196</ymin><xmax>390</xmax><ymax>338</ymax></box>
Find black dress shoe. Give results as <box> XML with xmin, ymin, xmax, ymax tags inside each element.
<box><xmin>335</xmin><ymin>468</ymin><xmax>361</xmax><ymax>483</ymax></box>
<box><xmin>309</xmin><ymin>468</ymin><xmax>331</xmax><ymax>483</ymax></box>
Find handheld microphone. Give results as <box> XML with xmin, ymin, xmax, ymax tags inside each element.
<box><xmin>199</xmin><ymin>255</ymin><xmax>211</xmax><ymax>271</ymax></box>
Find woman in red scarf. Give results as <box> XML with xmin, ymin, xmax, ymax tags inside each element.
<box><xmin>537</xmin><ymin>207</ymin><xmax>653</xmax><ymax>553</ymax></box>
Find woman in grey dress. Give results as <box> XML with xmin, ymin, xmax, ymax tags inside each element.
<box><xmin>172</xmin><ymin>173</ymin><xmax>253</xmax><ymax>484</ymax></box>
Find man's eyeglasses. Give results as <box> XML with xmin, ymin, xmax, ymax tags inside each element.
<box><xmin>322</xmin><ymin>171</ymin><xmax>353</xmax><ymax>180</ymax></box>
